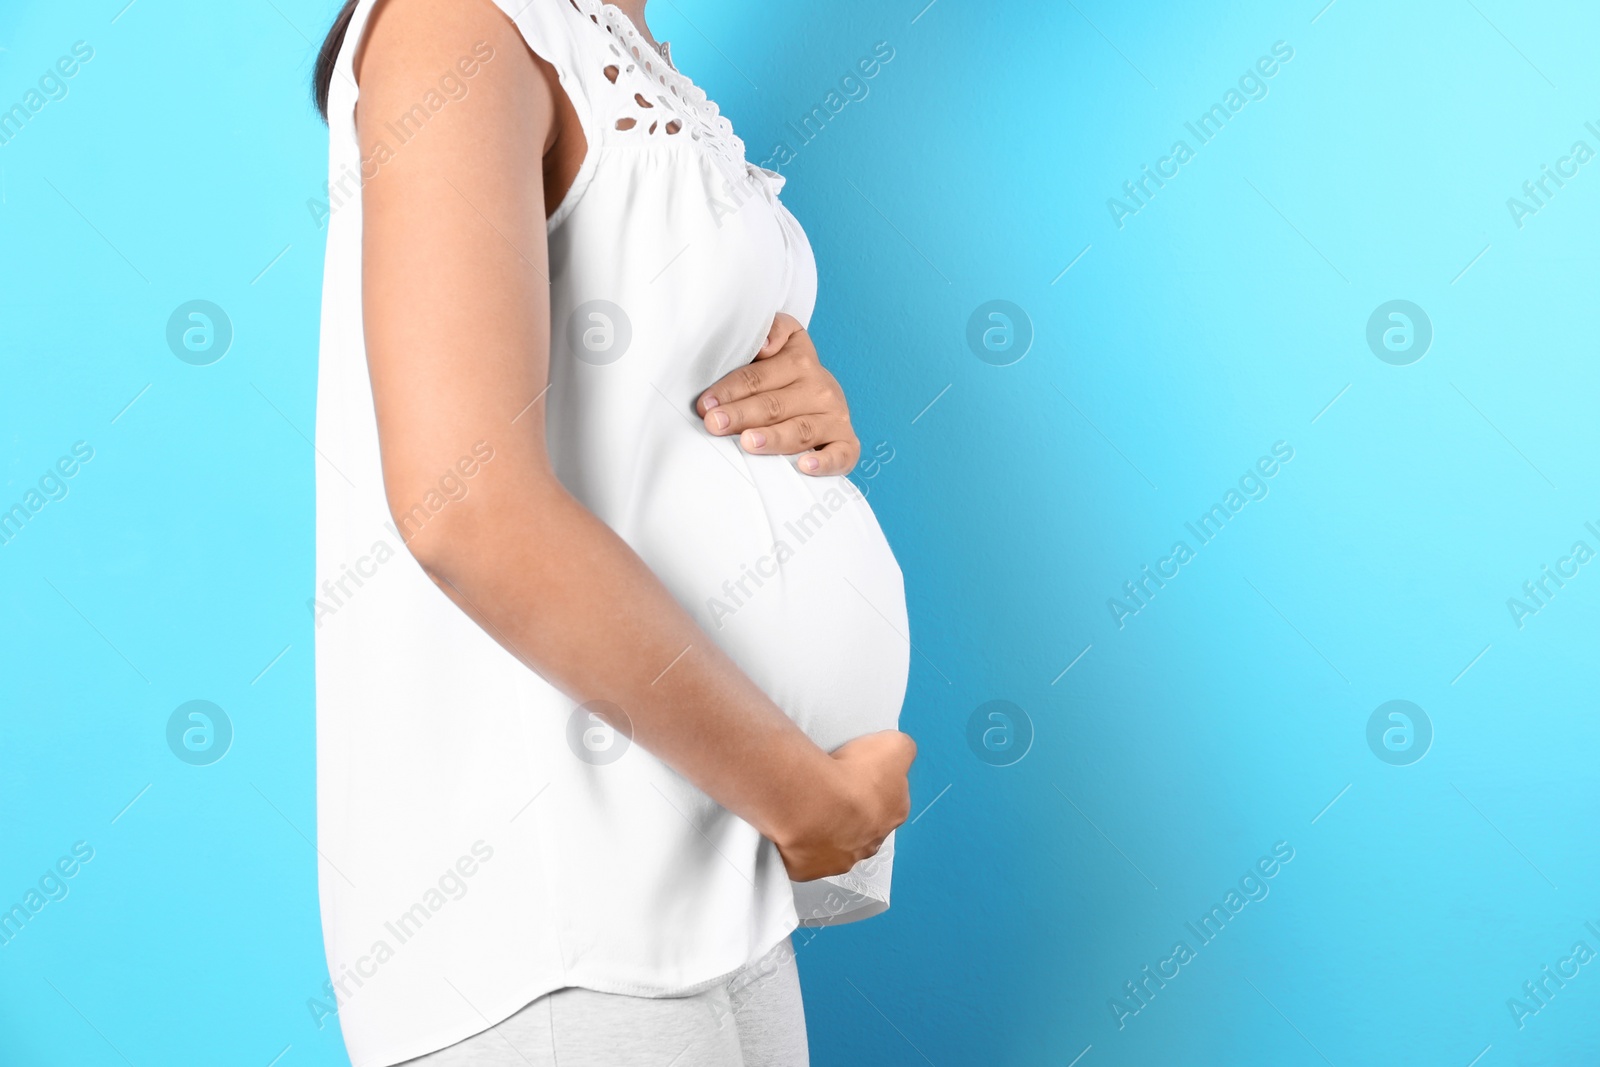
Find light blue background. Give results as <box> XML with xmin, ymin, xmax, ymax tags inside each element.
<box><xmin>3</xmin><ymin>1</ymin><xmax>1598</xmax><ymax>1065</ymax></box>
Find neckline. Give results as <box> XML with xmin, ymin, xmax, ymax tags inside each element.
<box><xmin>585</xmin><ymin>1</ymin><xmax>704</xmax><ymax>103</ymax></box>
<box><xmin>574</xmin><ymin>0</ymin><xmax>750</xmax><ymax>169</ymax></box>
<box><xmin>597</xmin><ymin>2</ymin><xmax>673</xmax><ymax>69</ymax></box>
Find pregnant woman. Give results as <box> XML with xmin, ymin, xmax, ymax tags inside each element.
<box><xmin>310</xmin><ymin>1</ymin><xmax>914</xmax><ymax>1064</ymax></box>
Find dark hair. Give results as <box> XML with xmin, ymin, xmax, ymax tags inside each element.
<box><xmin>313</xmin><ymin>0</ymin><xmax>361</xmax><ymax>121</ymax></box>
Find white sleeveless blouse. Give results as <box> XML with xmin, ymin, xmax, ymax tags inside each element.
<box><xmin>313</xmin><ymin>2</ymin><xmax>909</xmax><ymax>1063</ymax></box>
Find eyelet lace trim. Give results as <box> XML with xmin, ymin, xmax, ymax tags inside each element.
<box><xmin>566</xmin><ymin>0</ymin><xmax>750</xmax><ymax>170</ymax></box>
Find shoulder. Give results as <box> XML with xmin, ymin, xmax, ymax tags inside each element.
<box><xmin>353</xmin><ymin>0</ymin><xmax>560</xmax><ymax>149</ymax></box>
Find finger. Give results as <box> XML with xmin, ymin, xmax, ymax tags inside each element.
<box><xmin>697</xmin><ymin>348</ymin><xmax>810</xmax><ymax>416</ymax></box>
<box><xmin>791</xmin><ymin>439</ymin><xmax>860</xmax><ymax>476</ymax></box>
<box><xmin>743</xmin><ymin>416</ymin><xmax>852</xmax><ymax>458</ymax></box>
<box><xmin>703</xmin><ymin>381</ymin><xmax>830</xmax><ymax>437</ymax></box>
<box><xmin>737</xmin><ymin>415</ymin><xmax>856</xmax><ymax>462</ymax></box>
<box><xmin>699</xmin><ymin>331</ymin><xmax>819</xmax><ymax>415</ymax></box>
<box><xmin>758</xmin><ymin>312</ymin><xmax>805</xmax><ymax>359</ymax></box>
<box><xmin>730</xmin><ymin>410</ymin><xmax>848</xmax><ymax>454</ymax></box>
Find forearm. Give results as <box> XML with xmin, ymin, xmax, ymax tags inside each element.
<box><xmin>404</xmin><ymin>466</ymin><xmax>836</xmax><ymax>846</ymax></box>
<box><xmin>351</xmin><ymin>0</ymin><xmax>864</xmax><ymax>859</ymax></box>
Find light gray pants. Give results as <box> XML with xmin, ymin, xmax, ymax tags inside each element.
<box><xmin>398</xmin><ymin>937</ymin><xmax>808</xmax><ymax>1066</ymax></box>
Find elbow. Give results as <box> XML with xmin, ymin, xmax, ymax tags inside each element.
<box><xmin>381</xmin><ymin>441</ymin><xmax>563</xmax><ymax>579</ymax></box>
<box><xmin>382</xmin><ymin>444</ymin><xmax>516</xmax><ymax>576</ymax></box>
<box><xmin>385</xmin><ymin>484</ymin><xmax>496</xmax><ymax>581</ymax></box>
<box><xmin>383</xmin><ymin>456</ymin><xmax>561</xmax><ymax>581</ymax></box>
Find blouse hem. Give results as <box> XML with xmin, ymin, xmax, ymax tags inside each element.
<box><xmin>347</xmin><ymin>911</ymin><xmax>802</xmax><ymax>1067</ymax></box>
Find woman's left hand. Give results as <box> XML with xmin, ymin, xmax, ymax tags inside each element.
<box><xmin>696</xmin><ymin>313</ymin><xmax>861</xmax><ymax>476</ymax></box>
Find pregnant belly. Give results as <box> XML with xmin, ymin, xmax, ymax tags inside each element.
<box><xmin>609</xmin><ymin>426</ymin><xmax>910</xmax><ymax>750</ymax></box>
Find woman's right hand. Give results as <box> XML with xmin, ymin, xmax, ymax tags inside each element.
<box><xmin>774</xmin><ymin>730</ymin><xmax>917</xmax><ymax>882</ymax></box>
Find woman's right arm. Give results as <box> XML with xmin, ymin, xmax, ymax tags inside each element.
<box><xmin>353</xmin><ymin>0</ymin><xmax>913</xmax><ymax>881</ymax></box>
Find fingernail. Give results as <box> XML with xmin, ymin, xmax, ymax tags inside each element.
<box><xmin>712</xmin><ymin>410</ymin><xmax>729</xmax><ymax>430</ymax></box>
<box><xmin>802</xmin><ymin>455</ymin><xmax>819</xmax><ymax>471</ymax></box>
<box><xmin>745</xmin><ymin>430</ymin><xmax>766</xmax><ymax>448</ymax></box>
<box><xmin>702</xmin><ymin>395</ymin><xmax>719</xmax><ymax>409</ymax></box>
